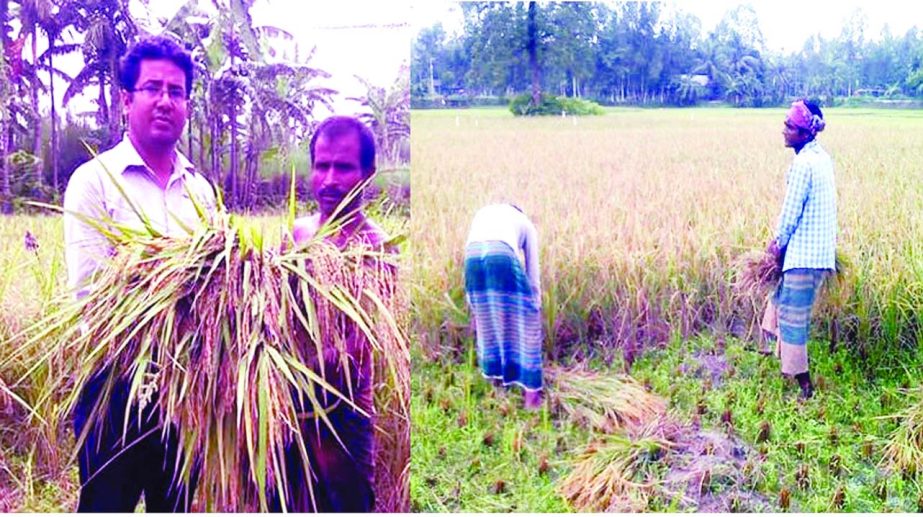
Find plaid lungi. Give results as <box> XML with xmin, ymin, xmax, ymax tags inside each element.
<box><xmin>464</xmin><ymin>241</ymin><xmax>543</xmax><ymax>391</ymax></box>
<box><xmin>761</xmin><ymin>268</ymin><xmax>827</xmax><ymax>375</ymax></box>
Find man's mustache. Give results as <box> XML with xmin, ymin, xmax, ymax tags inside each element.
<box><xmin>318</xmin><ymin>187</ymin><xmax>346</xmax><ymax>199</ymax></box>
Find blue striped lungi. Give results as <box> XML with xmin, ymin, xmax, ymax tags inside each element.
<box><xmin>761</xmin><ymin>268</ymin><xmax>827</xmax><ymax>375</ymax></box>
<box><xmin>464</xmin><ymin>241</ymin><xmax>543</xmax><ymax>391</ymax></box>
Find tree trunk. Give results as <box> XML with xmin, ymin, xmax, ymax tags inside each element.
<box><xmin>0</xmin><ymin>0</ymin><xmax>10</xmax><ymax>213</ymax></box>
<box><xmin>527</xmin><ymin>1</ymin><xmax>541</xmax><ymax>107</ymax></box>
<box><xmin>108</xmin><ymin>53</ymin><xmax>121</xmax><ymax>145</ymax></box>
<box><xmin>49</xmin><ymin>38</ymin><xmax>59</xmax><ymax>190</ymax></box>
<box><xmin>209</xmin><ymin>117</ymin><xmax>216</xmax><ymax>180</ymax></box>
<box><xmin>187</xmin><ymin>114</ymin><xmax>193</xmax><ymax>165</ymax></box>
<box><xmin>31</xmin><ymin>29</ymin><xmax>42</xmax><ymax>187</ymax></box>
<box><xmin>97</xmin><ymin>70</ymin><xmax>108</xmax><ymax>131</ymax></box>
<box><xmin>244</xmin><ymin>138</ymin><xmax>259</xmax><ymax>208</ymax></box>
<box><xmin>227</xmin><ymin>106</ymin><xmax>238</xmax><ymax>208</ymax></box>
<box><xmin>198</xmin><ymin>117</ymin><xmax>205</xmax><ymax>179</ymax></box>
<box><xmin>1</xmin><ymin>117</ymin><xmax>9</xmax><ymax>214</ymax></box>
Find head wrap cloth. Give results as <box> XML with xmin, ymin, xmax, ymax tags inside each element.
<box><xmin>787</xmin><ymin>100</ymin><xmax>825</xmax><ymax>136</ymax></box>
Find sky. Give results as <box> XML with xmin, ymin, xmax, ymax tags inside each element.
<box><xmin>28</xmin><ymin>0</ymin><xmax>413</xmax><ymax>120</ymax></box>
<box><xmin>21</xmin><ymin>0</ymin><xmax>923</xmax><ymax>119</ymax></box>
<box><xmin>410</xmin><ymin>1</ymin><xmax>923</xmax><ymax>54</ymax></box>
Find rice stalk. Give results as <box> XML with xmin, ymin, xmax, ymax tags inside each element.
<box><xmin>731</xmin><ymin>251</ymin><xmax>780</xmax><ymax>298</ymax></box>
<box><xmin>559</xmin><ymin>425</ymin><xmax>674</xmax><ymax>512</ymax></box>
<box><xmin>882</xmin><ymin>386</ymin><xmax>923</xmax><ymax>477</ymax></box>
<box><xmin>548</xmin><ymin>364</ymin><xmax>667</xmax><ymax>433</ymax></box>
<box><xmin>1</xmin><ymin>203</ymin><xmax>408</xmax><ymax>512</ymax></box>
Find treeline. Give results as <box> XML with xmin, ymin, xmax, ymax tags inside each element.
<box><xmin>411</xmin><ymin>2</ymin><xmax>923</xmax><ymax>108</ymax></box>
<box><xmin>0</xmin><ymin>0</ymin><xmax>409</xmax><ymax>213</ymax></box>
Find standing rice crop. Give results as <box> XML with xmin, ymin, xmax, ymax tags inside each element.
<box><xmin>2</xmin><ymin>202</ymin><xmax>408</xmax><ymax>511</ymax></box>
<box><xmin>411</xmin><ymin>108</ymin><xmax>923</xmax><ymax>361</ymax></box>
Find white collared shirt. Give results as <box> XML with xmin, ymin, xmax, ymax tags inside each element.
<box><xmin>465</xmin><ymin>203</ymin><xmax>541</xmax><ymax>298</ymax></box>
<box><xmin>63</xmin><ymin>136</ymin><xmax>218</xmax><ymax>298</ymax></box>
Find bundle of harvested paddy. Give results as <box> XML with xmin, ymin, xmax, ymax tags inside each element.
<box><xmin>548</xmin><ymin>365</ymin><xmax>667</xmax><ymax>433</ymax></box>
<box><xmin>3</xmin><ymin>207</ymin><xmax>408</xmax><ymax>512</ymax></box>
<box><xmin>559</xmin><ymin>422</ymin><xmax>675</xmax><ymax>512</ymax></box>
<box><xmin>732</xmin><ymin>251</ymin><xmax>781</xmax><ymax>296</ymax></box>
<box><xmin>733</xmin><ymin>249</ymin><xmax>849</xmax><ymax>295</ymax></box>
<box><xmin>882</xmin><ymin>387</ymin><xmax>923</xmax><ymax>477</ymax></box>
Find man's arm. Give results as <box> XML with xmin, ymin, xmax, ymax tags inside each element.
<box><xmin>522</xmin><ymin>219</ymin><xmax>541</xmax><ymax>307</ymax></box>
<box><xmin>63</xmin><ymin>167</ymin><xmax>111</xmax><ymax>299</ymax></box>
<box><xmin>775</xmin><ymin>161</ymin><xmax>811</xmax><ymax>249</ymax></box>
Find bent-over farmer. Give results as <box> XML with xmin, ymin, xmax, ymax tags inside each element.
<box><xmin>464</xmin><ymin>203</ymin><xmax>544</xmax><ymax>410</ymax></box>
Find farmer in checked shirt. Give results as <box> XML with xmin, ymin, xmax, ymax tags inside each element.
<box><xmin>761</xmin><ymin>98</ymin><xmax>836</xmax><ymax>400</ymax></box>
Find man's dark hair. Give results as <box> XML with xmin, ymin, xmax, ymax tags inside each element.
<box><xmin>119</xmin><ymin>36</ymin><xmax>194</xmax><ymax>96</ymax></box>
<box><xmin>803</xmin><ymin>98</ymin><xmax>824</xmax><ymax>120</ymax></box>
<box><xmin>309</xmin><ymin>116</ymin><xmax>377</xmax><ymax>176</ymax></box>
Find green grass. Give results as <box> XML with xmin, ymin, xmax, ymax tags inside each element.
<box><xmin>633</xmin><ymin>336</ymin><xmax>923</xmax><ymax>512</ymax></box>
<box><xmin>411</xmin><ymin>334</ymin><xmax>923</xmax><ymax>512</ymax></box>
<box><xmin>410</xmin><ymin>345</ymin><xmax>585</xmax><ymax>512</ymax></box>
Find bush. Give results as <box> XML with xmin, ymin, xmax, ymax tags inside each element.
<box><xmin>509</xmin><ymin>93</ymin><xmax>604</xmax><ymax>116</ymax></box>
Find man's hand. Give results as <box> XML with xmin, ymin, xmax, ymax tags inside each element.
<box><xmin>767</xmin><ymin>239</ymin><xmax>781</xmax><ymax>259</ymax></box>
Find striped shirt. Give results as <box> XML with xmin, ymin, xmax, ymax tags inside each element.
<box><xmin>775</xmin><ymin>140</ymin><xmax>837</xmax><ymax>272</ymax></box>
<box><xmin>64</xmin><ymin>136</ymin><xmax>217</xmax><ymax>298</ymax></box>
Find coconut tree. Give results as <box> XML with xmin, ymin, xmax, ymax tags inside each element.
<box><xmin>167</xmin><ymin>0</ymin><xmax>333</xmax><ymax>208</ymax></box>
<box><xmin>61</xmin><ymin>0</ymin><xmax>139</xmax><ymax>146</ymax></box>
<box><xmin>19</xmin><ymin>0</ymin><xmax>52</xmax><ymax>186</ymax></box>
<box><xmin>39</xmin><ymin>11</ymin><xmax>78</xmax><ymax>190</ymax></box>
<box><xmin>692</xmin><ymin>38</ymin><xmax>730</xmax><ymax>100</ymax></box>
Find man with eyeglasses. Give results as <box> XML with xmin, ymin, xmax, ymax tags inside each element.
<box><xmin>63</xmin><ymin>36</ymin><xmax>216</xmax><ymax>511</ymax></box>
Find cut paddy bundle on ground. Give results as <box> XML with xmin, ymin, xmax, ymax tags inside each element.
<box><xmin>550</xmin><ymin>363</ymin><xmax>771</xmax><ymax>513</ymax></box>
<box><xmin>882</xmin><ymin>386</ymin><xmax>923</xmax><ymax>478</ymax></box>
<box><xmin>1</xmin><ymin>204</ymin><xmax>409</xmax><ymax>512</ymax></box>
<box><xmin>547</xmin><ymin>364</ymin><xmax>666</xmax><ymax>433</ymax></box>
<box><xmin>559</xmin><ymin>425</ymin><xmax>674</xmax><ymax>512</ymax></box>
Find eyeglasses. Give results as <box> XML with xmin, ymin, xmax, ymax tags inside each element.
<box><xmin>133</xmin><ymin>83</ymin><xmax>187</xmax><ymax>102</ymax></box>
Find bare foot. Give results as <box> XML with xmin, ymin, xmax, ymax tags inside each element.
<box><xmin>523</xmin><ymin>389</ymin><xmax>543</xmax><ymax>410</ymax></box>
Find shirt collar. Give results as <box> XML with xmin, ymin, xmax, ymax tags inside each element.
<box><xmin>113</xmin><ymin>134</ymin><xmax>196</xmax><ymax>182</ymax></box>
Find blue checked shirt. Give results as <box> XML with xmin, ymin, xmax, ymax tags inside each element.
<box><xmin>775</xmin><ymin>140</ymin><xmax>837</xmax><ymax>272</ymax></box>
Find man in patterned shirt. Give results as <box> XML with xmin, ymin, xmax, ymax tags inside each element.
<box><xmin>761</xmin><ymin>98</ymin><xmax>836</xmax><ymax>399</ymax></box>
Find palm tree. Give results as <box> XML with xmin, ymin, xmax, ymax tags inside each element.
<box><xmin>673</xmin><ymin>74</ymin><xmax>705</xmax><ymax>106</ymax></box>
<box><xmin>40</xmin><ymin>11</ymin><xmax>78</xmax><ymax>190</ymax></box>
<box><xmin>62</xmin><ymin>0</ymin><xmax>138</xmax><ymax>146</ymax></box>
<box><xmin>244</xmin><ymin>59</ymin><xmax>335</xmax><ymax>205</ymax></box>
<box><xmin>19</xmin><ymin>0</ymin><xmax>52</xmax><ymax>186</ymax></box>
<box><xmin>350</xmin><ymin>66</ymin><xmax>410</xmax><ymax>168</ymax></box>
<box><xmin>692</xmin><ymin>39</ymin><xmax>730</xmax><ymax>100</ymax></box>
